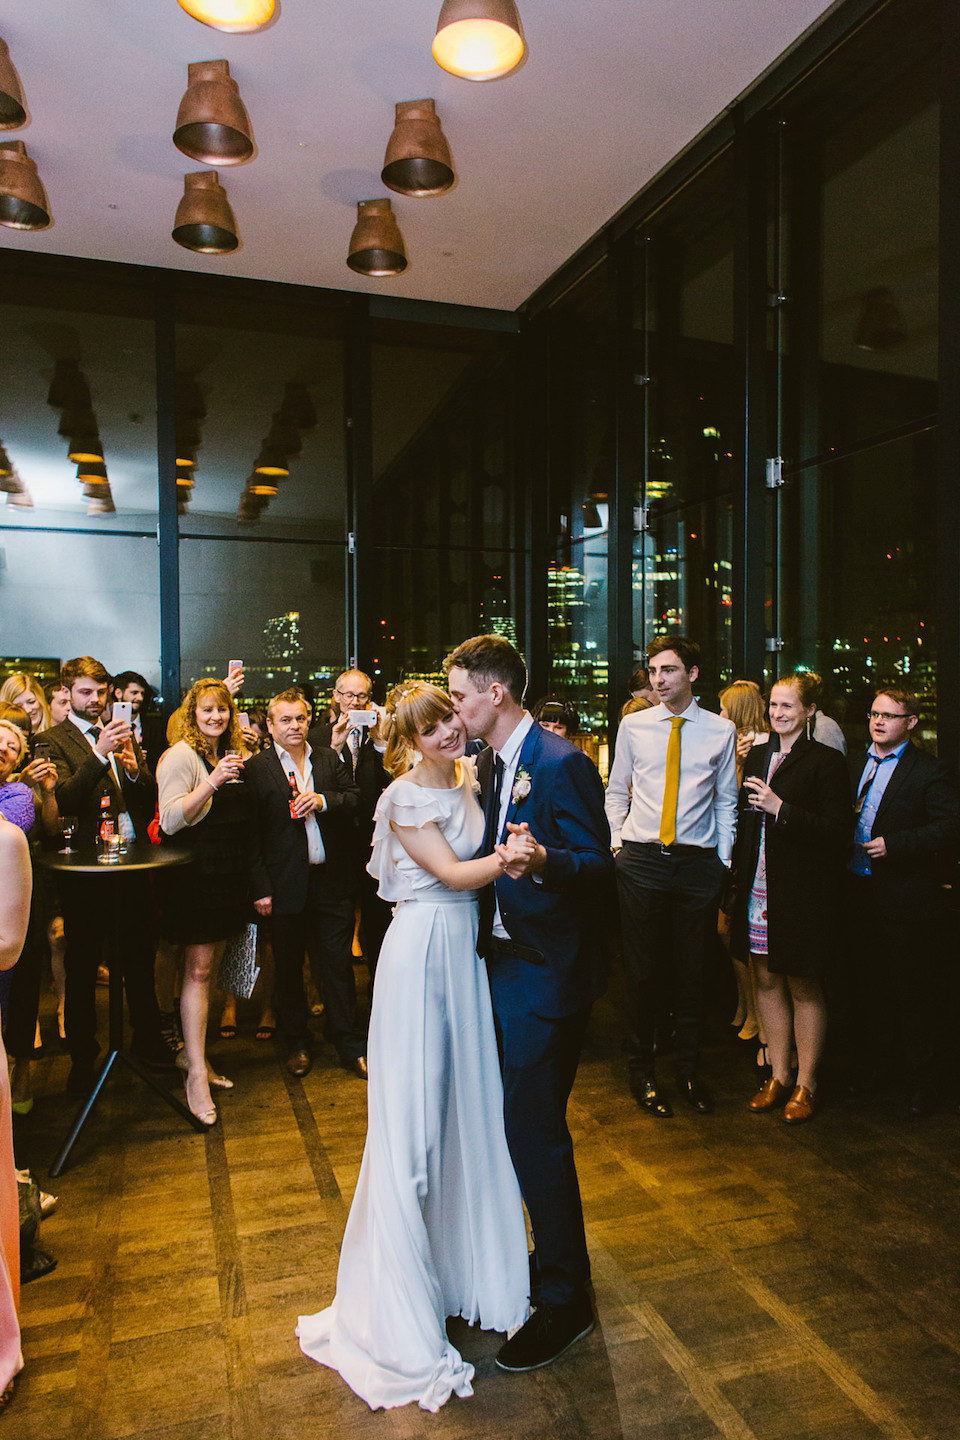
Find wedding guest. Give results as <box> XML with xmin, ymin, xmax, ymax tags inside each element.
<box><xmin>732</xmin><ymin>672</ymin><xmax>849</xmax><ymax>1123</ymax></box>
<box><xmin>531</xmin><ymin>697</ymin><xmax>580</xmax><ymax>740</ymax></box>
<box><xmin>44</xmin><ymin>683</ymin><xmax>71</xmax><ymax>726</ymax></box>
<box><xmin>0</xmin><ymin>675</ymin><xmax>50</xmax><ymax>736</ymax></box>
<box><xmin>606</xmin><ymin>636</ymin><xmax>738</xmax><ymax>1118</ymax></box>
<box><xmin>0</xmin><ymin>813</ymin><xmax>31</xmax><ymax>1413</ymax></box>
<box><xmin>41</xmin><ymin>656</ymin><xmax>171</xmax><ymax>1093</ymax></box>
<box><xmin>157</xmin><ymin>679</ymin><xmax>250</xmax><ymax>1125</ymax></box>
<box><xmin>718</xmin><ymin>681</ymin><xmax>769</xmax><ymax>1045</ymax></box>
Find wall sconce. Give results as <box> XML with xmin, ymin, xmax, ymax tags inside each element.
<box><xmin>382</xmin><ymin>99</ymin><xmax>455</xmax><ymax>198</ymax></box>
<box><xmin>432</xmin><ymin>0</ymin><xmax>526</xmax><ymax>81</ymax></box>
<box><xmin>0</xmin><ymin>38</ymin><xmax>26</xmax><ymax>129</ymax></box>
<box><xmin>347</xmin><ymin>199</ymin><xmax>407</xmax><ymax>278</ymax></box>
<box><xmin>173</xmin><ymin>60</ymin><xmax>255</xmax><ymax>165</ymax></box>
<box><xmin>172</xmin><ymin>171</ymin><xmax>240</xmax><ymax>253</ymax></box>
<box><xmin>0</xmin><ymin>140</ymin><xmax>51</xmax><ymax>230</ymax></box>
<box><xmin>177</xmin><ymin>0</ymin><xmax>275</xmax><ymax>32</ymax></box>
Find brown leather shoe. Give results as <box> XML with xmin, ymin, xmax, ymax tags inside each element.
<box><xmin>748</xmin><ymin>1076</ymin><xmax>791</xmax><ymax>1112</ymax></box>
<box><xmin>783</xmin><ymin>1084</ymin><xmax>817</xmax><ymax>1123</ymax></box>
<box><xmin>344</xmin><ymin>1056</ymin><xmax>368</xmax><ymax>1080</ymax></box>
<box><xmin>286</xmin><ymin>1049</ymin><xmax>312</xmax><ymax>1078</ymax></box>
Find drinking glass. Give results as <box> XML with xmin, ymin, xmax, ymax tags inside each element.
<box><xmin>60</xmin><ymin>816</ymin><xmax>78</xmax><ymax>854</ymax></box>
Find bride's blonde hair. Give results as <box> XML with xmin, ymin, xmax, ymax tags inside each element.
<box><xmin>382</xmin><ymin>681</ymin><xmax>458</xmax><ymax>779</ymax></box>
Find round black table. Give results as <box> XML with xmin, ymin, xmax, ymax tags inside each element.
<box><xmin>38</xmin><ymin>842</ymin><xmax>208</xmax><ymax>1176</ymax></box>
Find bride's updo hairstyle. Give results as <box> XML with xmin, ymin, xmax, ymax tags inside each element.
<box><xmin>382</xmin><ymin>681</ymin><xmax>458</xmax><ymax>779</ymax></box>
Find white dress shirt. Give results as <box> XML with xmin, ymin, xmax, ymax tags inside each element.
<box><xmin>68</xmin><ymin>709</ymin><xmax>136</xmax><ymax>840</ymax></box>
<box><xmin>605</xmin><ymin>700</ymin><xmax>739</xmax><ymax>864</ymax></box>
<box><xmin>274</xmin><ymin>741</ymin><xmax>326</xmax><ymax>865</ymax></box>
<box><xmin>490</xmin><ymin>712</ymin><xmax>535</xmax><ymax>939</ymax></box>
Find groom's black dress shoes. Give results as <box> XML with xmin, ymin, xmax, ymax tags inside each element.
<box><xmin>631</xmin><ymin>1075</ymin><xmax>673</xmax><ymax>1118</ymax></box>
<box><xmin>678</xmin><ymin>1073</ymin><xmax>714</xmax><ymax>1114</ymax></box>
<box><xmin>496</xmin><ymin>1294</ymin><xmax>595</xmax><ymax>1371</ymax></box>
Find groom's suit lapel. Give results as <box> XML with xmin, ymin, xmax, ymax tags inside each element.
<box><xmin>503</xmin><ymin>722</ymin><xmax>541</xmax><ymax>837</ymax></box>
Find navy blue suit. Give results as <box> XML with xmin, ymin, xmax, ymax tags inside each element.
<box><xmin>478</xmin><ymin>722</ymin><xmax>612</xmax><ymax>1307</ymax></box>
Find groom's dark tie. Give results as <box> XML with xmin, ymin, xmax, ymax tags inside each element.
<box><xmin>477</xmin><ymin>753</ymin><xmax>505</xmax><ymax>956</ymax></box>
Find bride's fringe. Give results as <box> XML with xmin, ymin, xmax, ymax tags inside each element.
<box><xmin>383</xmin><ymin>681</ymin><xmax>458</xmax><ymax>779</ymax></box>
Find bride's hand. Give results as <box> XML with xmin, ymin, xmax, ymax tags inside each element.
<box><xmin>496</xmin><ymin>822</ymin><xmax>541</xmax><ymax>878</ymax></box>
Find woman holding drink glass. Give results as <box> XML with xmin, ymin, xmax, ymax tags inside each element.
<box><xmin>156</xmin><ymin>680</ymin><xmax>251</xmax><ymax>1125</ymax></box>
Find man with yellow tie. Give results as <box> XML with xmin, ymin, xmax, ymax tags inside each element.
<box><xmin>605</xmin><ymin>636</ymin><xmax>738</xmax><ymax>1117</ymax></box>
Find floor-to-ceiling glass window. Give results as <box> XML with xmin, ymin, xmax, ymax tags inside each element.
<box><xmin>368</xmin><ymin>322</ymin><xmax>521</xmax><ymax>699</ymax></box>
<box><xmin>173</xmin><ymin>288</ymin><xmax>348</xmax><ymax>712</ymax></box>
<box><xmin>0</xmin><ymin>273</ymin><xmax>161</xmax><ymax>692</ymax></box>
<box><xmin>632</xmin><ymin>151</ymin><xmax>737</xmax><ymax>702</ymax></box>
<box><xmin>772</xmin><ymin>0</ymin><xmax>939</xmax><ymax>747</ymax></box>
<box><xmin>541</xmin><ymin>259</ymin><xmax>614</xmax><ymax>764</ymax></box>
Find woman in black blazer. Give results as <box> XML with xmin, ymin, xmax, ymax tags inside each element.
<box><xmin>731</xmin><ymin>672</ymin><xmax>850</xmax><ymax>1123</ymax></box>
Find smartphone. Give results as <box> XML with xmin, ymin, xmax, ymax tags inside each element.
<box><xmin>238</xmin><ymin>711</ymin><xmax>249</xmax><ymax>728</ymax></box>
<box><xmin>34</xmin><ymin>740</ymin><xmax>51</xmax><ymax>761</ymax></box>
<box><xmin>228</xmin><ymin>659</ymin><xmax>243</xmax><ymax>676</ymax></box>
<box><xmin>349</xmin><ymin>709</ymin><xmax>377</xmax><ymax>727</ymax></box>
<box><xmin>112</xmin><ymin>701</ymin><xmax>133</xmax><ymax>725</ymax></box>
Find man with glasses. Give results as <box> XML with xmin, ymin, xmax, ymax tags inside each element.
<box><xmin>846</xmin><ymin>687</ymin><xmax>960</xmax><ymax>1117</ymax></box>
<box><xmin>309</xmin><ymin>670</ymin><xmax>392</xmax><ymax>982</ymax></box>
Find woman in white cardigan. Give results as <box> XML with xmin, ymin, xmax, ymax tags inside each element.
<box><xmin>156</xmin><ymin>680</ymin><xmax>251</xmax><ymax>1125</ymax></box>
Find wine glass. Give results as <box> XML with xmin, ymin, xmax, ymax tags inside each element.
<box><xmin>60</xmin><ymin>816</ymin><xmax>78</xmax><ymax>853</ymax></box>
<box><xmin>223</xmin><ymin>750</ymin><xmax>244</xmax><ymax>784</ymax></box>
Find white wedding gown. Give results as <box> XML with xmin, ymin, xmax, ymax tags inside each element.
<box><xmin>297</xmin><ymin>760</ymin><xmax>529</xmax><ymax>1412</ymax></box>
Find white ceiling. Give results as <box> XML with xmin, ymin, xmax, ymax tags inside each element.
<box><xmin>1</xmin><ymin>0</ymin><xmax>837</xmax><ymax>312</ymax></box>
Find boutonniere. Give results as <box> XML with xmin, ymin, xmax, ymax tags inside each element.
<box><xmin>512</xmin><ymin>766</ymin><xmax>532</xmax><ymax>803</ymax></box>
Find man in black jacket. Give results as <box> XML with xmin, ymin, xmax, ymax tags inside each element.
<box><xmin>846</xmin><ymin>686</ymin><xmax>960</xmax><ymax>1116</ymax></box>
<box><xmin>308</xmin><ymin>668</ymin><xmax>392</xmax><ymax>983</ymax></box>
<box><xmin>246</xmin><ymin>688</ymin><xmax>366</xmax><ymax>1079</ymax></box>
<box><xmin>40</xmin><ymin>654</ymin><xmax>172</xmax><ymax>1090</ymax></box>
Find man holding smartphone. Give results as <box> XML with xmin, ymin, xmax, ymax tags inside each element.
<box><xmin>40</xmin><ymin>655</ymin><xmax>173</xmax><ymax>1091</ymax></box>
<box><xmin>309</xmin><ymin>670</ymin><xmax>392</xmax><ymax>983</ymax></box>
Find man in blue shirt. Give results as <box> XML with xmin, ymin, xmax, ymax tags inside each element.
<box><xmin>845</xmin><ymin>687</ymin><xmax>960</xmax><ymax>1117</ymax></box>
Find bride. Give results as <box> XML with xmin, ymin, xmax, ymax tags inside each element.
<box><xmin>297</xmin><ymin>681</ymin><xmax>531</xmax><ymax>1412</ymax></box>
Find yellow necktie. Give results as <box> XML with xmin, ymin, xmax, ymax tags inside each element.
<box><xmin>659</xmin><ymin>716</ymin><xmax>686</xmax><ymax>847</ymax></box>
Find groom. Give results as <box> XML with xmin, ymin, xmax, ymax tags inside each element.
<box><xmin>444</xmin><ymin>635</ymin><xmax>613</xmax><ymax>1371</ymax></box>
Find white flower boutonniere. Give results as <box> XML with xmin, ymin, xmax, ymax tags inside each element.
<box><xmin>512</xmin><ymin>766</ymin><xmax>532</xmax><ymax>803</ymax></box>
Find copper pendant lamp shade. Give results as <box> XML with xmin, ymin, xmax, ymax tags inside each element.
<box><xmin>0</xmin><ymin>140</ymin><xmax>50</xmax><ymax>229</ymax></box>
<box><xmin>68</xmin><ymin>436</ymin><xmax>105</xmax><ymax>464</ymax></box>
<box><xmin>177</xmin><ymin>0</ymin><xmax>275</xmax><ymax>33</ymax></box>
<box><xmin>253</xmin><ymin>446</ymin><xmax>289</xmax><ymax>476</ymax></box>
<box><xmin>347</xmin><ymin>199</ymin><xmax>407</xmax><ymax>278</ymax></box>
<box><xmin>172</xmin><ymin>171</ymin><xmax>240</xmax><ymax>253</ymax></box>
<box><xmin>173</xmin><ymin>60</ymin><xmax>255</xmax><ymax>166</ymax></box>
<box><xmin>432</xmin><ymin>0</ymin><xmax>526</xmax><ymax>81</ymax></box>
<box><xmin>382</xmin><ymin>99</ymin><xmax>455</xmax><ymax>198</ymax></box>
<box><xmin>0</xmin><ymin>38</ymin><xmax>26</xmax><ymax>129</ymax></box>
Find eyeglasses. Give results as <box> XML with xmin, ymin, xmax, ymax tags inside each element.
<box><xmin>867</xmin><ymin>710</ymin><xmax>909</xmax><ymax>721</ymax></box>
<box><xmin>336</xmin><ymin>689</ymin><xmax>371</xmax><ymax>703</ymax></box>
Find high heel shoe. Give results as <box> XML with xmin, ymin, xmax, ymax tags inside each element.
<box><xmin>185</xmin><ymin>1074</ymin><xmax>217</xmax><ymax>1127</ymax></box>
<box><xmin>176</xmin><ymin>1051</ymin><xmax>233</xmax><ymax>1090</ymax></box>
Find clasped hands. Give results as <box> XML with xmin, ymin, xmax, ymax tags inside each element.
<box><xmin>495</xmin><ymin>820</ymin><xmax>545</xmax><ymax>879</ymax></box>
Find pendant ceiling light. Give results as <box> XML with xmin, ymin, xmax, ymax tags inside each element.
<box><xmin>75</xmin><ymin>461</ymin><xmax>109</xmax><ymax>485</ymax></box>
<box><xmin>177</xmin><ymin>0</ymin><xmax>275</xmax><ymax>32</ymax></box>
<box><xmin>253</xmin><ymin>446</ymin><xmax>289</xmax><ymax>476</ymax></box>
<box><xmin>382</xmin><ymin>99</ymin><xmax>455</xmax><ymax>198</ymax></box>
<box><xmin>67</xmin><ymin>434</ymin><xmax>105</xmax><ymax>465</ymax></box>
<box><xmin>0</xmin><ymin>140</ymin><xmax>50</xmax><ymax>230</ymax></box>
<box><xmin>248</xmin><ymin>477</ymin><xmax>279</xmax><ymax>496</ymax></box>
<box><xmin>172</xmin><ymin>171</ymin><xmax>240</xmax><ymax>253</ymax></box>
<box><xmin>347</xmin><ymin>199</ymin><xmax>407</xmax><ymax>278</ymax></box>
<box><xmin>173</xmin><ymin>60</ymin><xmax>255</xmax><ymax>165</ymax></box>
<box><xmin>432</xmin><ymin>0</ymin><xmax>526</xmax><ymax>81</ymax></box>
<box><xmin>0</xmin><ymin>38</ymin><xmax>26</xmax><ymax>130</ymax></box>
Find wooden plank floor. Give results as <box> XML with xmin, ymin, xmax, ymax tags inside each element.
<box><xmin>10</xmin><ymin>967</ymin><xmax>960</xmax><ymax>1440</ymax></box>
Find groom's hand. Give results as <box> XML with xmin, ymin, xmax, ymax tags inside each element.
<box><xmin>501</xmin><ymin>821</ymin><xmax>547</xmax><ymax>878</ymax></box>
